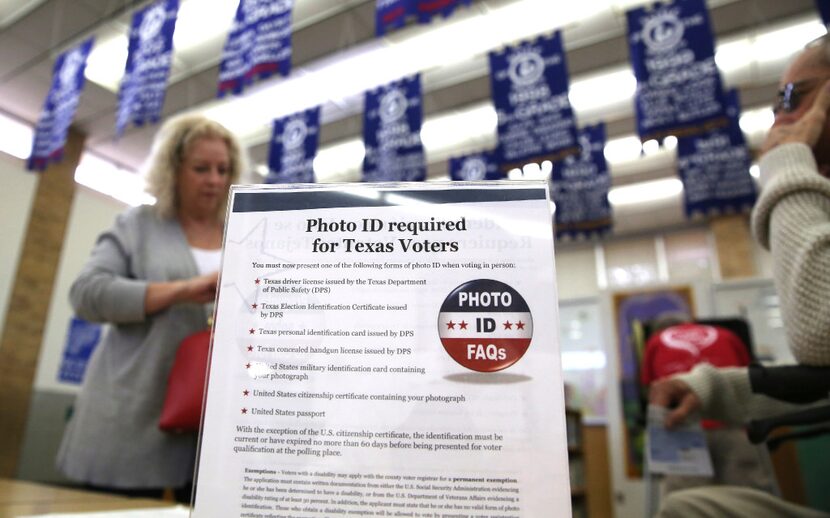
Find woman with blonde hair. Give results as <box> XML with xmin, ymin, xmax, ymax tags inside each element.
<box><xmin>57</xmin><ymin>113</ymin><xmax>246</xmax><ymax>502</ymax></box>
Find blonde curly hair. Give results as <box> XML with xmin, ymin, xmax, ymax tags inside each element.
<box><xmin>144</xmin><ymin>113</ymin><xmax>246</xmax><ymax>221</ymax></box>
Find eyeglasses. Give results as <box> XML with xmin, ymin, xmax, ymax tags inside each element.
<box><xmin>773</xmin><ymin>77</ymin><xmax>829</xmax><ymax>115</ymax></box>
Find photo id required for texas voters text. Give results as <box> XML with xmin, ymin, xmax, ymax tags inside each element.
<box><xmin>193</xmin><ymin>182</ymin><xmax>571</xmax><ymax>517</ymax></box>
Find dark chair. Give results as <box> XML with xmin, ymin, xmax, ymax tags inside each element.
<box><xmin>746</xmin><ymin>364</ymin><xmax>830</xmax><ymax>448</ymax></box>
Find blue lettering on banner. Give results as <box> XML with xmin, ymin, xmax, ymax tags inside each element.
<box><xmin>116</xmin><ymin>0</ymin><xmax>179</xmax><ymax>136</ymax></box>
<box><xmin>58</xmin><ymin>318</ymin><xmax>102</xmax><ymax>384</ymax></box>
<box><xmin>27</xmin><ymin>38</ymin><xmax>94</xmax><ymax>171</ymax></box>
<box><xmin>448</xmin><ymin>151</ymin><xmax>504</xmax><ymax>181</ymax></box>
<box><xmin>676</xmin><ymin>89</ymin><xmax>756</xmax><ymax>218</ymax></box>
<box><xmin>550</xmin><ymin>123</ymin><xmax>613</xmax><ymax>240</ymax></box>
<box><xmin>266</xmin><ymin>106</ymin><xmax>320</xmax><ymax>184</ymax></box>
<box><xmin>626</xmin><ymin>0</ymin><xmax>727</xmax><ymax>142</ymax></box>
<box><xmin>489</xmin><ymin>30</ymin><xmax>579</xmax><ymax>171</ymax></box>
<box><xmin>218</xmin><ymin>0</ymin><xmax>294</xmax><ymax>97</ymax></box>
<box><xmin>362</xmin><ymin>75</ymin><xmax>426</xmax><ymax>182</ymax></box>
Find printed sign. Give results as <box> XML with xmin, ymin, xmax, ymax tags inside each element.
<box><xmin>218</xmin><ymin>0</ymin><xmax>294</xmax><ymax>97</ymax></box>
<box><xmin>362</xmin><ymin>75</ymin><xmax>426</xmax><ymax>182</ymax></box>
<box><xmin>58</xmin><ymin>318</ymin><xmax>102</xmax><ymax>384</ymax></box>
<box><xmin>489</xmin><ymin>31</ymin><xmax>579</xmax><ymax>171</ymax></box>
<box><xmin>549</xmin><ymin>123</ymin><xmax>613</xmax><ymax>240</ymax></box>
<box><xmin>448</xmin><ymin>151</ymin><xmax>503</xmax><ymax>181</ymax></box>
<box><xmin>116</xmin><ymin>0</ymin><xmax>179</xmax><ymax>136</ymax></box>
<box><xmin>266</xmin><ymin>106</ymin><xmax>320</xmax><ymax>184</ymax></box>
<box><xmin>676</xmin><ymin>90</ymin><xmax>756</xmax><ymax>217</ymax></box>
<box><xmin>626</xmin><ymin>0</ymin><xmax>727</xmax><ymax>142</ymax></box>
<box><xmin>192</xmin><ymin>182</ymin><xmax>570</xmax><ymax>517</ymax></box>
<box><xmin>28</xmin><ymin>38</ymin><xmax>94</xmax><ymax>171</ymax></box>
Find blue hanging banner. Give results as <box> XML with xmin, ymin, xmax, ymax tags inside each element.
<box><xmin>266</xmin><ymin>106</ymin><xmax>320</xmax><ymax>184</ymax></box>
<box><xmin>818</xmin><ymin>0</ymin><xmax>830</xmax><ymax>26</ymax></box>
<box><xmin>376</xmin><ymin>0</ymin><xmax>413</xmax><ymax>37</ymax></box>
<box><xmin>676</xmin><ymin>89</ymin><xmax>756</xmax><ymax>218</ymax></box>
<box><xmin>550</xmin><ymin>123</ymin><xmax>613</xmax><ymax>240</ymax></box>
<box><xmin>415</xmin><ymin>0</ymin><xmax>472</xmax><ymax>24</ymax></box>
<box><xmin>448</xmin><ymin>151</ymin><xmax>503</xmax><ymax>181</ymax></box>
<box><xmin>362</xmin><ymin>75</ymin><xmax>426</xmax><ymax>182</ymax></box>
<box><xmin>58</xmin><ymin>318</ymin><xmax>102</xmax><ymax>384</ymax></box>
<box><xmin>489</xmin><ymin>31</ymin><xmax>579</xmax><ymax>172</ymax></box>
<box><xmin>626</xmin><ymin>0</ymin><xmax>727</xmax><ymax>142</ymax></box>
<box><xmin>115</xmin><ymin>0</ymin><xmax>179</xmax><ymax>137</ymax></box>
<box><xmin>218</xmin><ymin>0</ymin><xmax>294</xmax><ymax>97</ymax></box>
<box><xmin>27</xmin><ymin>38</ymin><xmax>94</xmax><ymax>171</ymax></box>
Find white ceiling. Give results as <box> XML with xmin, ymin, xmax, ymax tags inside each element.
<box><xmin>0</xmin><ymin>0</ymin><xmax>822</xmax><ymax>234</ymax></box>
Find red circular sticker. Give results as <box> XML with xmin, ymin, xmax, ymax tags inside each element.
<box><xmin>438</xmin><ymin>279</ymin><xmax>533</xmax><ymax>372</ymax></box>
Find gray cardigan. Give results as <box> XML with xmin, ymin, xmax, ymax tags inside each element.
<box><xmin>676</xmin><ymin>143</ymin><xmax>830</xmax><ymax>425</ymax></box>
<box><xmin>57</xmin><ymin>205</ymin><xmax>209</xmax><ymax>488</ymax></box>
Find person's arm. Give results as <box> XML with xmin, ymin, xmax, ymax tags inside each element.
<box><xmin>649</xmin><ymin>364</ymin><xmax>807</xmax><ymax>428</ymax></box>
<box><xmin>71</xmin><ymin>210</ymin><xmax>219</xmax><ymax>323</ymax></box>
<box><xmin>144</xmin><ymin>272</ymin><xmax>218</xmax><ymax>315</ymax></box>
<box><xmin>751</xmin><ymin>82</ymin><xmax>830</xmax><ymax>365</ymax></box>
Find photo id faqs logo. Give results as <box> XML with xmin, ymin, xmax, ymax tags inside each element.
<box><xmin>282</xmin><ymin>118</ymin><xmax>308</xmax><ymax>150</ymax></box>
<box><xmin>507</xmin><ymin>50</ymin><xmax>545</xmax><ymax>87</ymax></box>
<box><xmin>642</xmin><ymin>10</ymin><xmax>684</xmax><ymax>52</ymax></box>
<box><xmin>438</xmin><ymin>279</ymin><xmax>533</xmax><ymax>372</ymax></box>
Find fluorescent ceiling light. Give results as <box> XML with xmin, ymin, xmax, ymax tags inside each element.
<box><xmin>0</xmin><ymin>111</ymin><xmax>33</xmax><ymax>159</ymax></box>
<box><xmin>608</xmin><ymin>178</ymin><xmax>683</xmax><ymax>206</ymax></box>
<box><xmin>172</xmin><ymin>0</ymin><xmax>236</xmax><ymax>51</ymax></box>
<box><xmin>84</xmin><ymin>35</ymin><xmax>128</xmax><ymax>91</ymax></box>
<box><xmin>75</xmin><ymin>153</ymin><xmax>155</xmax><ymax>207</ymax></box>
<box><xmin>420</xmin><ymin>104</ymin><xmax>497</xmax><ymax>157</ymax></box>
<box><xmin>311</xmin><ymin>139</ymin><xmax>365</xmax><ymax>181</ymax></box>
<box><xmin>752</xmin><ymin>21</ymin><xmax>826</xmax><ymax>62</ymax></box>
<box><xmin>569</xmin><ymin>68</ymin><xmax>636</xmax><ymax>113</ymax></box>
<box><xmin>604</xmin><ymin>136</ymin><xmax>642</xmax><ymax>164</ymax></box>
<box><xmin>739</xmin><ymin>107</ymin><xmax>775</xmax><ymax>135</ymax></box>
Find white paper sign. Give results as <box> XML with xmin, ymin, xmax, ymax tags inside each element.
<box><xmin>193</xmin><ymin>182</ymin><xmax>571</xmax><ymax>517</ymax></box>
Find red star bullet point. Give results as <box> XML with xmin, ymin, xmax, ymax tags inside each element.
<box><xmin>251</xmin><ymin>303</ymin><xmax>258</xmax><ymax>309</ymax></box>
<box><xmin>446</xmin><ymin>321</ymin><xmax>456</xmax><ymax>329</ymax></box>
<box><xmin>503</xmin><ymin>320</ymin><xmax>513</xmax><ymax>330</ymax></box>
<box><xmin>516</xmin><ymin>321</ymin><xmax>525</xmax><ymax>330</ymax></box>
<box><xmin>247</xmin><ymin>345</ymin><xmax>253</xmax><ymax>352</ymax></box>
<box><xmin>241</xmin><ymin>408</ymin><xmax>248</xmax><ymax>414</ymax></box>
<box><xmin>249</xmin><ymin>328</ymin><xmax>255</xmax><ymax>334</ymax></box>
<box><xmin>254</xmin><ymin>278</ymin><xmax>260</xmax><ymax>285</ymax></box>
<box><xmin>243</xmin><ymin>390</ymin><xmax>250</xmax><ymax>396</ymax></box>
<box><xmin>459</xmin><ymin>321</ymin><xmax>468</xmax><ymax>330</ymax></box>
<box><xmin>245</xmin><ymin>362</ymin><xmax>252</xmax><ymax>369</ymax></box>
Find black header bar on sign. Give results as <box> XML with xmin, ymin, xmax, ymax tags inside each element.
<box><xmin>232</xmin><ymin>188</ymin><xmax>546</xmax><ymax>213</ymax></box>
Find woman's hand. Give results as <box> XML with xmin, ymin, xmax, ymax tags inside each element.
<box><xmin>181</xmin><ymin>272</ymin><xmax>220</xmax><ymax>304</ymax></box>
<box><xmin>145</xmin><ymin>272</ymin><xmax>219</xmax><ymax>314</ymax></box>
<box><xmin>762</xmin><ymin>80</ymin><xmax>830</xmax><ymax>156</ymax></box>
<box><xmin>648</xmin><ymin>377</ymin><xmax>701</xmax><ymax>428</ymax></box>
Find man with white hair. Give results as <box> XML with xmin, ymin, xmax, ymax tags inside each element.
<box><xmin>650</xmin><ymin>35</ymin><xmax>830</xmax><ymax>517</ymax></box>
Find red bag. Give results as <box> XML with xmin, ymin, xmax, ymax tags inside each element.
<box><xmin>159</xmin><ymin>329</ymin><xmax>211</xmax><ymax>433</ymax></box>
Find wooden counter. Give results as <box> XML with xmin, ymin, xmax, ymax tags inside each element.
<box><xmin>0</xmin><ymin>479</ymin><xmax>180</xmax><ymax>518</ymax></box>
